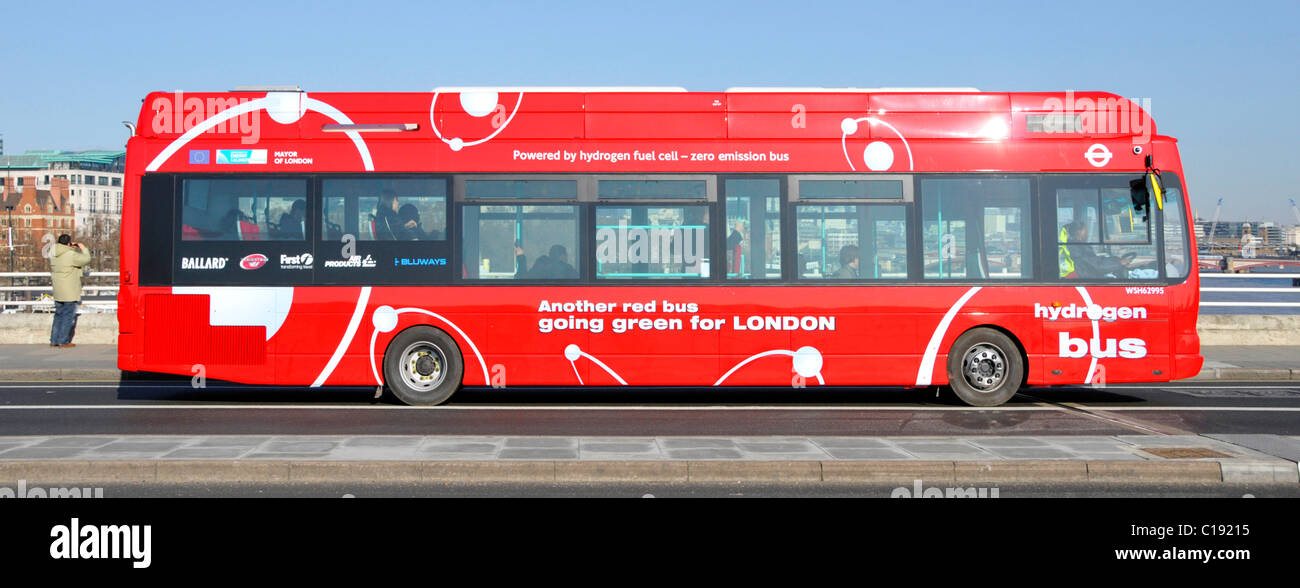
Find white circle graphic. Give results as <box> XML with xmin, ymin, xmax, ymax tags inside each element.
<box><xmin>265</xmin><ymin>92</ymin><xmax>306</xmax><ymax>124</ymax></box>
<box><xmin>372</xmin><ymin>305</ymin><xmax>398</xmax><ymax>333</ymax></box>
<box><xmin>564</xmin><ymin>344</ymin><xmax>582</xmax><ymax>361</ymax></box>
<box><xmin>459</xmin><ymin>91</ymin><xmax>499</xmax><ymax>118</ymax></box>
<box><xmin>863</xmin><ymin>141</ymin><xmax>895</xmax><ymax>171</ymax></box>
<box><xmin>792</xmin><ymin>346</ymin><xmax>824</xmax><ymax>378</ymax></box>
<box><xmin>840</xmin><ymin>118</ymin><xmax>859</xmax><ymax>135</ymax></box>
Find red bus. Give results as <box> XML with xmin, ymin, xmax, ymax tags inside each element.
<box><xmin>118</xmin><ymin>87</ymin><xmax>1199</xmax><ymax>406</ymax></box>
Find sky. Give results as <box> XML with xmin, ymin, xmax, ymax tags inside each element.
<box><xmin>1</xmin><ymin>0</ymin><xmax>1297</xmax><ymax>223</ymax></box>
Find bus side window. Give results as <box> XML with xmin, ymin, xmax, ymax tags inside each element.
<box><xmin>1054</xmin><ymin>184</ymin><xmax>1155</xmax><ymax>281</ymax></box>
<box><xmin>462</xmin><ymin>205</ymin><xmax>580</xmax><ymax>280</ymax></box>
<box><xmin>179</xmin><ymin>178</ymin><xmax>306</xmax><ymax>242</ymax></box>
<box><xmin>922</xmin><ymin>178</ymin><xmax>1032</xmax><ymax>281</ymax></box>
<box><xmin>724</xmin><ymin>179</ymin><xmax>782</xmax><ymax>280</ymax></box>
<box><xmin>796</xmin><ymin>205</ymin><xmax>907</xmax><ymax>280</ymax></box>
<box><xmin>321</xmin><ymin>178</ymin><xmax>447</xmax><ymax>242</ymax></box>
<box><xmin>1161</xmin><ymin>189</ymin><xmax>1189</xmax><ymax>279</ymax></box>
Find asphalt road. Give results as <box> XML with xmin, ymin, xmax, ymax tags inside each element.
<box><xmin>0</xmin><ymin>380</ymin><xmax>1297</xmax><ymax>437</ymax></box>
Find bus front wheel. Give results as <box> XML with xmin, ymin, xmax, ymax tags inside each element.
<box><xmin>946</xmin><ymin>328</ymin><xmax>1023</xmax><ymax>407</ymax></box>
<box><xmin>383</xmin><ymin>326</ymin><xmax>464</xmax><ymax>406</ymax></box>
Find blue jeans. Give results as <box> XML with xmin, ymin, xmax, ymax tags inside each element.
<box><xmin>51</xmin><ymin>301</ymin><xmax>78</xmax><ymax>345</ymax></box>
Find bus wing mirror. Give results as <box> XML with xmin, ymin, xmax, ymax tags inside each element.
<box><xmin>1129</xmin><ymin>177</ymin><xmax>1150</xmax><ymax>216</ymax></box>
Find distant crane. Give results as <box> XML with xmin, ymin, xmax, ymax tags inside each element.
<box><xmin>1205</xmin><ymin>198</ymin><xmax>1224</xmax><ymax>251</ymax></box>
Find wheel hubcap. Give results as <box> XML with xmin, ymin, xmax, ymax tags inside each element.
<box><xmin>962</xmin><ymin>344</ymin><xmax>1006</xmax><ymax>391</ymax></box>
<box><xmin>400</xmin><ymin>342</ymin><xmax>446</xmax><ymax>392</ymax></box>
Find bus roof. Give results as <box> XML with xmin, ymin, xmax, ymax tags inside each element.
<box><xmin>131</xmin><ymin>89</ymin><xmax>1167</xmax><ymax>175</ymax></box>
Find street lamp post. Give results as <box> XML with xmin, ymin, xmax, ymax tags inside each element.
<box><xmin>5</xmin><ymin>205</ymin><xmax>13</xmax><ymax>303</ymax></box>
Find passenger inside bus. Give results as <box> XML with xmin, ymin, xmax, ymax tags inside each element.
<box><xmin>516</xmin><ymin>244</ymin><xmax>578</xmax><ymax>279</ymax></box>
<box><xmin>726</xmin><ymin>219</ymin><xmax>745</xmax><ymax>275</ymax></box>
<box><xmin>396</xmin><ymin>203</ymin><xmax>442</xmax><ymax>240</ymax></box>
<box><xmin>373</xmin><ymin>190</ymin><xmax>401</xmax><ymax>240</ymax></box>
<box><xmin>834</xmin><ymin>245</ymin><xmax>860</xmax><ymax>279</ymax></box>
<box><xmin>276</xmin><ymin>199</ymin><xmax>306</xmax><ymax>239</ymax></box>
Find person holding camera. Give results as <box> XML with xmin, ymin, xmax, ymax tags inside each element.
<box><xmin>50</xmin><ymin>234</ymin><xmax>91</xmax><ymax>348</ymax></box>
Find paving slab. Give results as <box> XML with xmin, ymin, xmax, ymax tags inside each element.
<box><xmin>497</xmin><ymin>448</ymin><xmax>579</xmax><ymax>460</ymax></box>
<box><xmin>30</xmin><ymin>437</ymin><xmax>116</xmax><ymax>448</ymax></box>
<box><xmin>1205</xmin><ymin>434</ymin><xmax>1300</xmax><ymax>463</ymax></box>
<box><xmin>663</xmin><ymin>448</ymin><xmax>745</xmax><ymax>459</ymax></box>
<box><xmin>161</xmin><ymin>448</ymin><xmax>252</xmax><ymax>459</ymax></box>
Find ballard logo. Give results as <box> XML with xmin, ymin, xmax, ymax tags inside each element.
<box><xmin>240</xmin><ymin>253</ymin><xmax>269</xmax><ymax>270</ymax></box>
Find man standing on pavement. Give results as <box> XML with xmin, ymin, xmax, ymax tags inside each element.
<box><xmin>50</xmin><ymin>234</ymin><xmax>91</xmax><ymax>348</ymax></box>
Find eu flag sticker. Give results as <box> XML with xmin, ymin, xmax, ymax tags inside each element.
<box><xmin>188</xmin><ymin>149</ymin><xmax>210</xmax><ymax>164</ymax></box>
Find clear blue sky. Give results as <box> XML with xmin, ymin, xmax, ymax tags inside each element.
<box><xmin>2</xmin><ymin>0</ymin><xmax>1297</xmax><ymax>223</ymax></box>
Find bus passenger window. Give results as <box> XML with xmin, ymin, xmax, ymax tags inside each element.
<box><xmin>594</xmin><ymin>205</ymin><xmax>710</xmax><ymax>279</ymax></box>
<box><xmin>796</xmin><ymin>205</ymin><xmax>907</xmax><ymax>280</ymax></box>
<box><xmin>725</xmin><ymin>179</ymin><xmax>782</xmax><ymax>280</ymax></box>
<box><xmin>322</xmin><ymin>178</ymin><xmax>447</xmax><ymax>242</ymax></box>
<box><xmin>180</xmin><ymin>178</ymin><xmax>307</xmax><ymax>241</ymax></box>
<box><xmin>462</xmin><ymin>205</ymin><xmax>580</xmax><ymax>280</ymax></box>
<box><xmin>922</xmin><ymin>179</ymin><xmax>1032</xmax><ymax>280</ymax></box>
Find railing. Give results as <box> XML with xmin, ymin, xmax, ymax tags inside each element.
<box><xmin>0</xmin><ymin>272</ymin><xmax>118</xmax><ymax>310</ymax></box>
<box><xmin>1</xmin><ymin>271</ymin><xmax>1296</xmax><ymax>311</ymax></box>
<box><xmin>1199</xmin><ymin>273</ymin><xmax>1300</xmax><ymax>310</ymax></box>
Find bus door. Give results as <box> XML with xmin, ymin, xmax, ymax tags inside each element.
<box><xmin>1041</xmin><ymin>175</ymin><xmax>1171</xmax><ymax>384</ymax></box>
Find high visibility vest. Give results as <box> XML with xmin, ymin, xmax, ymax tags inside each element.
<box><xmin>1058</xmin><ymin>226</ymin><xmax>1076</xmax><ymax>278</ymax></box>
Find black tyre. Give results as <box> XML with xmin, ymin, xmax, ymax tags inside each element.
<box><xmin>945</xmin><ymin>328</ymin><xmax>1023</xmax><ymax>407</ymax></box>
<box><xmin>383</xmin><ymin>326</ymin><xmax>464</xmax><ymax>406</ymax></box>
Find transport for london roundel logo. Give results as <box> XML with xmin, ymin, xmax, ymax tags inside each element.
<box><xmin>240</xmin><ymin>253</ymin><xmax>269</xmax><ymax>270</ymax></box>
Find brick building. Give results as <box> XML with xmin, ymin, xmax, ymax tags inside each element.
<box><xmin>3</xmin><ymin>176</ymin><xmax>75</xmax><ymax>272</ymax></box>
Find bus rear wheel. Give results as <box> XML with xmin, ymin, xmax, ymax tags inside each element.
<box><xmin>946</xmin><ymin>328</ymin><xmax>1023</xmax><ymax>407</ymax></box>
<box><xmin>383</xmin><ymin>326</ymin><xmax>464</xmax><ymax>406</ymax></box>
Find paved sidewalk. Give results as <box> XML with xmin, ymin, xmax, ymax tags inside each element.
<box><xmin>0</xmin><ymin>434</ymin><xmax>1296</xmax><ymax>485</ymax></box>
<box><xmin>0</xmin><ymin>345</ymin><xmax>1296</xmax><ymax>381</ymax></box>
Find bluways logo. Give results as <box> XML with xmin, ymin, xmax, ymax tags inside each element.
<box><xmin>150</xmin><ymin>91</ymin><xmax>260</xmax><ymax>144</ymax></box>
<box><xmin>1038</xmin><ymin>91</ymin><xmax>1153</xmax><ymax>144</ymax></box>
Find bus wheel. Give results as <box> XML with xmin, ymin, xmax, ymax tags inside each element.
<box><xmin>383</xmin><ymin>326</ymin><xmax>464</xmax><ymax>406</ymax></box>
<box><xmin>946</xmin><ymin>328</ymin><xmax>1023</xmax><ymax>407</ymax></box>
